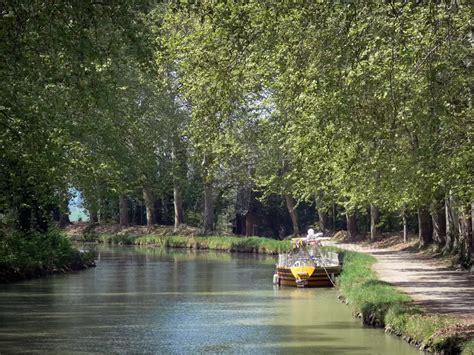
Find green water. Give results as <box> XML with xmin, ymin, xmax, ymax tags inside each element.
<box><xmin>0</xmin><ymin>247</ymin><xmax>420</xmax><ymax>354</ymax></box>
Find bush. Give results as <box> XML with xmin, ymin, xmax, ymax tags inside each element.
<box><xmin>0</xmin><ymin>230</ymin><xmax>95</xmax><ymax>283</ymax></box>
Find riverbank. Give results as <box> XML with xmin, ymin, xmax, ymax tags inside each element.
<box><xmin>0</xmin><ymin>230</ymin><xmax>96</xmax><ymax>283</ymax></box>
<box><xmin>67</xmin><ymin>226</ymin><xmax>473</xmax><ymax>353</ymax></box>
<box><xmin>0</xmin><ymin>246</ymin><xmax>419</xmax><ymax>354</ymax></box>
<box><xmin>86</xmin><ymin>233</ymin><xmax>291</xmax><ymax>255</ymax></box>
<box><xmin>65</xmin><ymin>222</ymin><xmax>291</xmax><ymax>254</ymax></box>
<box><xmin>335</xmin><ymin>249</ymin><xmax>473</xmax><ymax>354</ymax></box>
<box><xmin>327</xmin><ymin>238</ymin><xmax>474</xmax><ymax>322</ymax></box>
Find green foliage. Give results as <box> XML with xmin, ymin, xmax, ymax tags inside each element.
<box><xmin>0</xmin><ymin>1</ymin><xmax>163</xmax><ymax>229</ymax></box>
<box><xmin>153</xmin><ymin>1</ymin><xmax>473</xmax><ymax>242</ymax></box>
<box><xmin>1</xmin><ymin>1</ymin><xmax>472</xmax><ymax>259</ymax></box>
<box><xmin>0</xmin><ymin>230</ymin><xmax>94</xmax><ymax>283</ymax></box>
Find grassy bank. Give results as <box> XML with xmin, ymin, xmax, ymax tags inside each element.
<box><xmin>0</xmin><ymin>230</ymin><xmax>95</xmax><ymax>283</ymax></box>
<box><xmin>462</xmin><ymin>340</ymin><xmax>474</xmax><ymax>355</ymax></box>
<box><xmin>336</xmin><ymin>249</ymin><xmax>473</xmax><ymax>354</ymax></box>
<box><xmin>92</xmin><ymin>234</ymin><xmax>291</xmax><ymax>254</ymax></box>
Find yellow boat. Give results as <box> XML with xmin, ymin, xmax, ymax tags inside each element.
<box><xmin>274</xmin><ymin>237</ymin><xmax>341</xmax><ymax>288</ymax></box>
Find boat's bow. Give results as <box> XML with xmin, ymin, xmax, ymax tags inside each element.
<box><xmin>289</xmin><ymin>266</ymin><xmax>315</xmax><ymax>287</ymax></box>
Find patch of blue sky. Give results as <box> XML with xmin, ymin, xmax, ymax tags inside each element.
<box><xmin>68</xmin><ymin>188</ymin><xmax>89</xmax><ymax>222</ymax></box>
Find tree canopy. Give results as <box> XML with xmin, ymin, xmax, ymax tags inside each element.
<box><xmin>1</xmin><ymin>1</ymin><xmax>472</xmax><ymax>263</ymax></box>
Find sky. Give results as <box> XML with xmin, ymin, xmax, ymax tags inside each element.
<box><xmin>68</xmin><ymin>188</ymin><xmax>89</xmax><ymax>222</ymax></box>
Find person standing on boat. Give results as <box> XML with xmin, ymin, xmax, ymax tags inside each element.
<box><xmin>306</xmin><ymin>228</ymin><xmax>323</xmax><ymax>242</ymax></box>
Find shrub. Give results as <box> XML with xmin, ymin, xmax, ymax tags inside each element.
<box><xmin>0</xmin><ymin>230</ymin><xmax>94</xmax><ymax>283</ymax></box>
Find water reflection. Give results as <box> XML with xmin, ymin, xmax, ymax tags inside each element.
<box><xmin>0</xmin><ymin>246</ymin><xmax>420</xmax><ymax>354</ymax></box>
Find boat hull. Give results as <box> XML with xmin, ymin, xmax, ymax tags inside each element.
<box><xmin>276</xmin><ymin>266</ymin><xmax>341</xmax><ymax>288</ymax></box>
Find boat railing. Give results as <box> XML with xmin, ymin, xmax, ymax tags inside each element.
<box><xmin>278</xmin><ymin>249</ymin><xmax>340</xmax><ymax>268</ymax></box>
<box><xmin>318</xmin><ymin>251</ymin><xmax>340</xmax><ymax>266</ymax></box>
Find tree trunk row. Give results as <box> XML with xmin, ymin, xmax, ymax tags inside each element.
<box><xmin>87</xmin><ymin>190</ymin><xmax>473</xmax><ymax>266</ymax></box>
<box><xmin>416</xmin><ymin>194</ymin><xmax>472</xmax><ymax>265</ymax></box>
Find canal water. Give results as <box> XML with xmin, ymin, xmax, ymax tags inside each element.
<box><xmin>0</xmin><ymin>247</ymin><xmax>420</xmax><ymax>354</ymax></box>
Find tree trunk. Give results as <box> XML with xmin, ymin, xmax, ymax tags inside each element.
<box><xmin>154</xmin><ymin>198</ymin><xmax>163</xmax><ymax>225</ymax></box>
<box><xmin>131</xmin><ymin>201</ymin><xmax>138</xmax><ymax>225</ymax></box>
<box><xmin>98</xmin><ymin>196</ymin><xmax>107</xmax><ymax>224</ymax></box>
<box><xmin>52</xmin><ymin>206</ymin><xmax>60</xmax><ymax>222</ymax></box>
<box><xmin>245</xmin><ymin>210</ymin><xmax>257</xmax><ymax>236</ymax></box>
<box><xmin>58</xmin><ymin>214</ymin><xmax>70</xmax><ymax>228</ymax></box>
<box><xmin>119</xmin><ymin>196</ymin><xmax>129</xmax><ymax>227</ymax></box>
<box><xmin>88</xmin><ymin>198</ymin><xmax>99</xmax><ymax>224</ymax></box>
<box><xmin>59</xmin><ymin>195</ymin><xmax>71</xmax><ymax>228</ymax></box>
<box><xmin>332</xmin><ymin>201</ymin><xmax>336</xmax><ymax>232</ymax></box>
<box><xmin>285</xmin><ymin>195</ymin><xmax>300</xmax><ymax>236</ymax></box>
<box><xmin>203</xmin><ymin>181</ymin><xmax>214</xmax><ymax>233</ymax></box>
<box><xmin>89</xmin><ymin>208</ymin><xmax>98</xmax><ymax>224</ymax></box>
<box><xmin>403</xmin><ymin>215</ymin><xmax>408</xmax><ymax>243</ymax></box>
<box><xmin>370</xmin><ymin>204</ymin><xmax>380</xmax><ymax>241</ymax></box>
<box><xmin>315</xmin><ymin>193</ymin><xmax>329</xmax><ymax>234</ymax></box>
<box><xmin>171</xmin><ymin>139</ymin><xmax>185</xmax><ymax>231</ymax></box>
<box><xmin>445</xmin><ymin>194</ymin><xmax>459</xmax><ymax>253</ymax></box>
<box><xmin>472</xmin><ymin>202</ymin><xmax>474</xmax><ymax>256</ymax></box>
<box><xmin>173</xmin><ymin>185</ymin><xmax>184</xmax><ymax>231</ymax></box>
<box><xmin>154</xmin><ymin>197</ymin><xmax>167</xmax><ymax>225</ymax></box>
<box><xmin>458</xmin><ymin>204</ymin><xmax>472</xmax><ymax>266</ymax></box>
<box><xmin>418</xmin><ymin>206</ymin><xmax>433</xmax><ymax>247</ymax></box>
<box><xmin>59</xmin><ymin>210</ymin><xmax>71</xmax><ymax>228</ymax></box>
<box><xmin>431</xmin><ymin>200</ymin><xmax>446</xmax><ymax>248</ymax></box>
<box><xmin>346</xmin><ymin>211</ymin><xmax>358</xmax><ymax>240</ymax></box>
<box><xmin>143</xmin><ymin>186</ymin><xmax>155</xmax><ymax>229</ymax></box>
<box><xmin>401</xmin><ymin>205</ymin><xmax>408</xmax><ymax>243</ymax></box>
<box><xmin>36</xmin><ymin>206</ymin><xmax>49</xmax><ymax>232</ymax></box>
<box><xmin>318</xmin><ymin>208</ymin><xmax>329</xmax><ymax>235</ymax></box>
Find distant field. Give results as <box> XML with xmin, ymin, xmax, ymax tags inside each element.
<box><xmin>69</xmin><ymin>206</ymin><xmax>89</xmax><ymax>222</ymax></box>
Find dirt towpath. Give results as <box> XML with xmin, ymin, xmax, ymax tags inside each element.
<box><xmin>323</xmin><ymin>241</ymin><xmax>474</xmax><ymax>325</ymax></box>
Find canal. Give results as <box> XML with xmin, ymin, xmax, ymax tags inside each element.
<box><xmin>0</xmin><ymin>246</ymin><xmax>420</xmax><ymax>354</ymax></box>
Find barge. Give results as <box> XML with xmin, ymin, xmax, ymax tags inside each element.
<box><xmin>274</xmin><ymin>231</ymin><xmax>341</xmax><ymax>288</ymax></box>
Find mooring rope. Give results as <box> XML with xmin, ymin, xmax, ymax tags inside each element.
<box><xmin>314</xmin><ymin>249</ymin><xmax>338</xmax><ymax>288</ymax></box>
<box><xmin>321</xmin><ymin>262</ymin><xmax>338</xmax><ymax>288</ymax></box>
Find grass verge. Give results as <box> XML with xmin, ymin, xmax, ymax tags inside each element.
<box><xmin>0</xmin><ymin>230</ymin><xmax>95</xmax><ymax>283</ymax></box>
<box><xmin>336</xmin><ymin>249</ymin><xmax>472</xmax><ymax>353</ymax></box>
<box><xmin>93</xmin><ymin>234</ymin><xmax>291</xmax><ymax>254</ymax></box>
<box><xmin>462</xmin><ymin>339</ymin><xmax>474</xmax><ymax>355</ymax></box>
